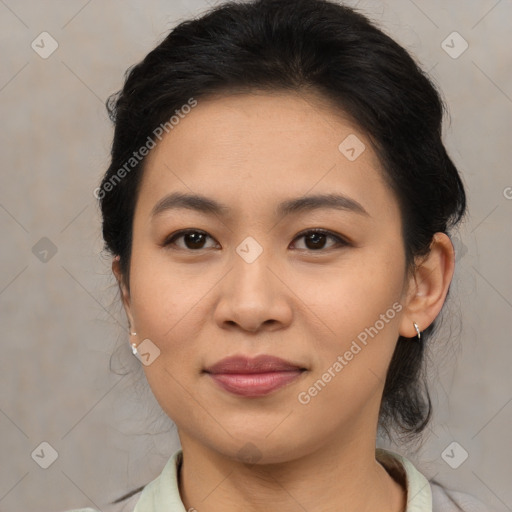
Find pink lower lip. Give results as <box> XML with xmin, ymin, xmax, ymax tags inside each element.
<box><xmin>207</xmin><ymin>370</ymin><xmax>304</xmax><ymax>397</ymax></box>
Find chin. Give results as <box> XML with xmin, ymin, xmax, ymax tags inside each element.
<box><xmin>204</xmin><ymin>434</ymin><xmax>312</xmax><ymax>466</ymax></box>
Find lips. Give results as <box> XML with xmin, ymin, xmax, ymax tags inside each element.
<box><xmin>204</xmin><ymin>355</ymin><xmax>305</xmax><ymax>374</ymax></box>
<box><xmin>203</xmin><ymin>355</ymin><xmax>307</xmax><ymax>397</ymax></box>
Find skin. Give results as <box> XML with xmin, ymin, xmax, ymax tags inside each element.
<box><xmin>113</xmin><ymin>90</ymin><xmax>455</xmax><ymax>512</ymax></box>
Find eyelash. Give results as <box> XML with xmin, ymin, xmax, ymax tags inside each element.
<box><xmin>161</xmin><ymin>228</ymin><xmax>350</xmax><ymax>252</ymax></box>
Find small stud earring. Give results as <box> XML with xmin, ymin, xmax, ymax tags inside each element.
<box><xmin>129</xmin><ymin>327</ymin><xmax>138</xmax><ymax>355</ymax></box>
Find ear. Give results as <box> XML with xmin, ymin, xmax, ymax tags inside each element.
<box><xmin>399</xmin><ymin>232</ymin><xmax>455</xmax><ymax>338</ymax></box>
<box><xmin>112</xmin><ymin>256</ymin><xmax>135</xmax><ymax>331</ymax></box>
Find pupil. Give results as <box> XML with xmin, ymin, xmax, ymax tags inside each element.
<box><xmin>186</xmin><ymin>232</ymin><xmax>205</xmax><ymax>249</ymax></box>
<box><xmin>306</xmin><ymin>233</ymin><xmax>325</xmax><ymax>250</ymax></box>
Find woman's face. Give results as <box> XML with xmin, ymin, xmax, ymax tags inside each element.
<box><xmin>120</xmin><ymin>91</ymin><xmax>415</xmax><ymax>463</ymax></box>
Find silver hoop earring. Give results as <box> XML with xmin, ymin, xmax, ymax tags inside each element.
<box><xmin>413</xmin><ymin>321</ymin><xmax>421</xmax><ymax>341</ymax></box>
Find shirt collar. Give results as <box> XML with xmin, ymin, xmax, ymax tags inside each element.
<box><xmin>376</xmin><ymin>447</ymin><xmax>432</xmax><ymax>511</ymax></box>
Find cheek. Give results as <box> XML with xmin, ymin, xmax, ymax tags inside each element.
<box><xmin>303</xmin><ymin>247</ymin><xmax>405</xmax><ymax>373</ymax></box>
<box><xmin>128</xmin><ymin>249</ymin><xmax>204</xmax><ymax>359</ymax></box>
<box><xmin>128</xmin><ymin>257</ymin><xmax>206</xmax><ymax>421</ymax></box>
<box><xmin>309</xmin><ymin>245</ymin><xmax>404</xmax><ymax>321</ymax></box>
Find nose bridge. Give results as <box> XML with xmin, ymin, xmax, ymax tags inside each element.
<box><xmin>213</xmin><ymin>235</ymin><xmax>292</xmax><ymax>331</ymax></box>
<box><xmin>231</xmin><ymin>236</ymin><xmax>275</xmax><ymax>302</ymax></box>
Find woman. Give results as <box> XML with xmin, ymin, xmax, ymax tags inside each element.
<box><xmin>67</xmin><ymin>0</ymin><xmax>492</xmax><ymax>510</ymax></box>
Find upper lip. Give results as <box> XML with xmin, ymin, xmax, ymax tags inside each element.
<box><xmin>204</xmin><ymin>355</ymin><xmax>305</xmax><ymax>374</ymax></box>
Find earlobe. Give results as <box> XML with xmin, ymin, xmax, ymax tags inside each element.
<box><xmin>112</xmin><ymin>255</ymin><xmax>134</xmax><ymax>328</ymax></box>
<box><xmin>399</xmin><ymin>233</ymin><xmax>455</xmax><ymax>338</ymax></box>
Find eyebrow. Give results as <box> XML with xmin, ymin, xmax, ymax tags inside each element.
<box><xmin>150</xmin><ymin>191</ymin><xmax>370</xmax><ymax>219</ymax></box>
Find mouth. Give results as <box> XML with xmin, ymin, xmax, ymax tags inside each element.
<box><xmin>203</xmin><ymin>355</ymin><xmax>307</xmax><ymax>397</ymax></box>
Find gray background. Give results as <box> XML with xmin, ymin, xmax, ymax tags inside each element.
<box><xmin>0</xmin><ymin>0</ymin><xmax>510</xmax><ymax>511</ymax></box>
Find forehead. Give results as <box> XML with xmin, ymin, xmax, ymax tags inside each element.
<box><xmin>135</xmin><ymin>91</ymin><xmax>396</xmax><ymax>222</ymax></box>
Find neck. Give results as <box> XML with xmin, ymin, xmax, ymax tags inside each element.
<box><xmin>177</xmin><ymin>434</ymin><xmax>406</xmax><ymax>512</ymax></box>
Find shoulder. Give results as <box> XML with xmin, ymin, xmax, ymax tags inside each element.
<box><xmin>430</xmin><ymin>481</ymin><xmax>494</xmax><ymax>512</ymax></box>
<box><xmin>376</xmin><ymin>448</ymin><xmax>495</xmax><ymax>512</ymax></box>
<box><xmin>58</xmin><ymin>449</ymin><xmax>181</xmax><ymax>512</ymax></box>
<box><xmin>102</xmin><ymin>491</ymin><xmax>143</xmax><ymax>512</ymax></box>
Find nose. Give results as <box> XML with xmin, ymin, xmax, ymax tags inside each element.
<box><xmin>213</xmin><ymin>248</ymin><xmax>293</xmax><ymax>333</ymax></box>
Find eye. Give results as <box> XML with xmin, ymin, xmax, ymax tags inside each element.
<box><xmin>161</xmin><ymin>228</ymin><xmax>349</xmax><ymax>252</ymax></box>
<box><xmin>291</xmin><ymin>229</ymin><xmax>349</xmax><ymax>251</ymax></box>
<box><xmin>162</xmin><ymin>229</ymin><xmax>218</xmax><ymax>250</ymax></box>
